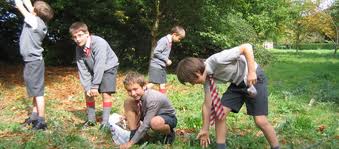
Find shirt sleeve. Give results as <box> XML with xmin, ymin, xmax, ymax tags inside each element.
<box><xmin>76</xmin><ymin>58</ymin><xmax>92</xmax><ymax>92</ymax></box>
<box><xmin>205</xmin><ymin>46</ymin><xmax>241</xmax><ymax>74</ymax></box>
<box><xmin>91</xmin><ymin>39</ymin><xmax>107</xmax><ymax>89</ymax></box>
<box><xmin>24</xmin><ymin>14</ymin><xmax>38</xmax><ymax>30</ymax></box>
<box><xmin>153</xmin><ymin>39</ymin><xmax>169</xmax><ymax>62</ymax></box>
<box><xmin>131</xmin><ymin>100</ymin><xmax>162</xmax><ymax>143</ymax></box>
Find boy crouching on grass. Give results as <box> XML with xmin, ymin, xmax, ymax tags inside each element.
<box><xmin>69</xmin><ymin>22</ymin><xmax>119</xmax><ymax>130</ymax></box>
<box><xmin>120</xmin><ymin>72</ymin><xmax>177</xmax><ymax>149</ymax></box>
<box><xmin>176</xmin><ymin>44</ymin><xmax>280</xmax><ymax>149</ymax></box>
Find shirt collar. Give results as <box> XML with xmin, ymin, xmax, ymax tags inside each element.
<box><xmin>166</xmin><ymin>34</ymin><xmax>172</xmax><ymax>43</ymax></box>
<box><xmin>85</xmin><ymin>35</ymin><xmax>91</xmax><ymax>49</ymax></box>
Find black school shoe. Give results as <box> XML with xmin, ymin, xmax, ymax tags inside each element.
<box><xmin>82</xmin><ymin>120</ymin><xmax>96</xmax><ymax>129</ymax></box>
<box><xmin>163</xmin><ymin>129</ymin><xmax>176</xmax><ymax>144</ymax></box>
<box><xmin>21</xmin><ymin>117</ymin><xmax>37</xmax><ymax>127</ymax></box>
<box><xmin>32</xmin><ymin>119</ymin><xmax>47</xmax><ymax>130</ymax></box>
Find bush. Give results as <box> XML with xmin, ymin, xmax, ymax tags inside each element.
<box><xmin>254</xmin><ymin>47</ymin><xmax>275</xmax><ymax>66</ymax></box>
<box><xmin>275</xmin><ymin>43</ymin><xmax>336</xmax><ymax>50</ymax></box>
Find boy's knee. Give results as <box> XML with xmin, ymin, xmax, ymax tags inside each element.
<box><xmin>150</xmin><ymin>117</ymin><xmax>165</xmax><ymax>129</ymax></box>
<box><xmin>254</xmin><ymin>116</ymin><xmax>270</xmax><ymax>128</ymax></box>
<box><xmin>124</xmin><ymin>99</ymin><xmax>136</xmax><ymax>111</ymax></box>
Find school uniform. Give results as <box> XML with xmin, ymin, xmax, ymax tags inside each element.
<box><xmin>19</xmin><ymin>13</ymin><xmax>47</xmax><ymax>97</ymax></box>
<box><xmin>130</xmin><ymin>89</ymin><xmax>177</xmax><ymax>143</ymax></box>
<box><xmin>75</xmin><ymin>35</ymin><xmax>119</xmax><ymax>93</ymax></box>
<box><xmin>149</xmin><ymin>35</ymin><xmax>172</xmax><ymax>84</ymax></box>
<box><xmin>204</xmin><ymin>46</ymin><xmax>269</xmax><ymax>116</ymax></box>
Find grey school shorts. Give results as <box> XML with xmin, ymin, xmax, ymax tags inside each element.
<box><xmin>99</xmin><ymin>66</ymin><xmax>118</xmax><ymax>93</ymax></box>
<box><xmin>221</xmin><ymin>67</ymin><xmax>268</xmax><ymax>116</ymax></box>
<box><xmin>148</xmin><ymin>66</ymin><xmax>167</xmax><ymax>84</ymax></box>
<box><xmin>23</xmin><ymin>59</ymin><xmax>45</xmax><ymax>97</ymax></box>
<box><xmin>159</xmin><ymin>114</ymin><xmax>177</xmax><ymax>129</ymax></box>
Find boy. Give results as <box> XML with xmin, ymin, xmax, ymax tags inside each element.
<box><xmin>176</xmin><ymin>44</ymin><xmax>280</xmax><ymax>149</ymax></box>
<box><xmin>120</xmin><ymin>72</ymin><xmax>177</xmax><ymax>149</ymax></box>
<box><xmin>69</xmin><ymin>22</ymin><xmax>119</xmax><ymax>130</ymax></box>
<box><xmin>147</xmin><ymin>26</ymin><xmax>185</xmax><ymax>94</ymax></box>
<box><xmin>16</xmin><ymin>0</ymin><xmax>53</xmax><ymax>130</ymax></box>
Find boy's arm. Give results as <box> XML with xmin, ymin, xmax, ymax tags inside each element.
<box><xmin>15</xmin><ymin>0</ymin><xmax>30</xmax><ymax>17</ymax></box>
<box><xmin>201</xmin><ymin>82</ymin><xmax>212</xmax><ymax>131</ymax></box>
<box><xmin>153</xmin><ymin>40</ymin><xmax>169</xmax><ymax>63</ymax></box>
<box><xmin>239</xmin><ymin>43</ymin><xmax>257</xmax><ymax>86</ymax></box>
<box><xmin>22</xmin><ymin>0</ymin><xmax>34</xmax><ymax>12</ymax></box>
<box><xmin>76</xmin><ymin>58</ymin><xmax>92</xmax><ymax>92</ymax></box>
<box><xmin>130</xmin><ymin>101</ymin><xmax>161</xmax><ymax>144</ymax></box>
<box><xmin>91</xmin><ymin>40</ymin><xmax>107</xmax><ymax>90</ymax></box>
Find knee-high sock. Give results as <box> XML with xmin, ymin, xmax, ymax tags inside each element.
<box><xmin>86</xmin><ymin>101</ymin><xmax>96</xmax><ymax>122</ymax></box>
<box><xmin>102</xmin><ymin>102</ymin><xmax>112</xmax><ymax>124</ymax></box>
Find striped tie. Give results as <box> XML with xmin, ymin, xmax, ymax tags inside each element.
<box><xmin>209</xmin><ymin>75</ymin><xmax>225</xmax><ymax>125</ymax></box>
<box><xmin>136</xmin><ymin>100</ymin><xmax>143</xmax><ymax>117</ymax></box>
<box><xmin>84</xmin><ymin>47</ymin><xmax>91</xmax><ymax>57</ymax></box>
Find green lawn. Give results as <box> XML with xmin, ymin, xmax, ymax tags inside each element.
<box><xmin>0</xmin><ymin>49</ymin><xmax>338</xmax><ymax>148</ymax></box>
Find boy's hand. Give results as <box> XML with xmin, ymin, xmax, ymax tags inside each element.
<box><xmin>247</xmin><ymin>72</ymin><xmax>257</xmax><ymax>86</ymax></box>
<box><xmin>196</xmin><ymin>129</ymin><xmax>210</xmax><ymax>148</ymax></box>
<box><xmin>120</xmin><ymin>141</ymin><xmax>133</xmax><ymax>149</ymax></box>
<box><xmin>86</xmin><ymin>89</ymin><xmax>99</xmax><ymax>97</ymax></box>
<box><xmin>166</xmin><ymin>59</ymin><xmax>172</xmax><ymax>66</ymax></box>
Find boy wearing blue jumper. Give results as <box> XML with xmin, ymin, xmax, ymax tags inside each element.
<box><xmin>16</xmin><ymin>0</ymin><xmax>54</xmax><ymax>130</ymax></box>
<box><xmin>69</xmin><ymin>22</ymin><xmax>119</xmax><ymax>130</ymax></box>
<box><xmin>176</xmin><ymin>44</ymin><xmax>279</xmax><ymax>149</ymax></box>
<box><xmin>147</xmin><ymin>26</ymin><xmax>185</xmax><ymax>94</ymax></box>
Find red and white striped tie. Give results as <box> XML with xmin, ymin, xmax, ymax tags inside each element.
<box><xmin>209</xmin><ymin>75</ymin><xmax>225</xmax><ymax>125</ymax></box>
<box><xmin>84</xmin><ymin>47</ymin><xmax>91</xmax><ymax>57</ymax></box>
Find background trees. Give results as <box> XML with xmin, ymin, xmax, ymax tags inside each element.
<box><xmin>0</xmin><ymin>0</ymin><xmax>336</xmax><ymax>68</ymax></box>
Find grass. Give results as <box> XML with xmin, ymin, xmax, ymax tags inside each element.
<box><xmin>0</xmin><ymin>49</ymin><xmax>338</xmax><ymax>148</ymax></box>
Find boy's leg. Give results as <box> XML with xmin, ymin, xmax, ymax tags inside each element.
<box><xmin>101</xmin><ymin>92</ymin><xmax>112</xmax><ymax>126</ymax></box>
<box><xmin>215</xmin><ymin>107</ymin><xmax>232</xmax><ymax>149</ymax></box>
<box><xmin>22</xmin><ymin>98</ymin><xmax>38</xmax><ymax>126</ymax></box>
<box><xmin>124</xmin><ymin>99</ymin><xmax>140</xmax><ymax>139</ymax></box>
<box><xmin>150</xmin><ymin>115</ymin><xmax>177</xmax><ymax>144</ymax></box>
<box><xmin>254</xmin><ymin>116</ymin><xmax>279</xmax><ymax>148</ymax></box>
<box><xmin>84</xmin><ymin>94</ymin><xmax>96</xmax><ymax>127</ymax></box>
<box><xmin>33</xmin><ymin>96</ymin><xmax>47</xmax><ymax>130</ymax></box>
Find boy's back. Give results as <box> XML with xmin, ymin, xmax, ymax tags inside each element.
<box><xmin>19</xmin><ymin>15</ymin><xmax>47</xmax><ymax>62</ymax></box>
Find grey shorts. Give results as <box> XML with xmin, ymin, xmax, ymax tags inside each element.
<box><xmin>221</xmin><ymin>67</ymin><xmax>268</xmax><ymax>116</ymax></box>
<box><xmin>159</xmin><ymin>114</ymin><xmax>177</xmax><ymax>129</ymax></box>
<box><xmin>99</xmin><ymin>66</ymin><xmax>118</xmax><ymax>93</ymax></box>
<box><xmin>148</xmin><ymin>66</ymin><xmax>167</xmax><ymax>84</ymax></box>
<box><xmin>23</xmin><ymin>60</ymin><xmax>45</xmax><ymax>97</ymax></box>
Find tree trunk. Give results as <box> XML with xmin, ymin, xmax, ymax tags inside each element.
<box><xmin>149</xmin><ymin>0</ymin><xmax>160</xmax><ymax>63</ymax></box>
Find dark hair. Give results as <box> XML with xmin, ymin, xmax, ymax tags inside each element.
<box><xmin>123</xmin><ymin>71</ymin><xmax>147</xmax><ymax>87</ymax></box>
<box><xmin>69</xmin><ymin>22</ymin><xmax>89</xmax><ymax>35</ymax></box>
<box><xmin>176</xmin><ymin>57</ymin><xmax>205</xmax><ymax>84</ymax></box>
<box><xmin>33</xmin><ymin>1</ymin><xmax>54</xmax><ymax>22</ymax></box>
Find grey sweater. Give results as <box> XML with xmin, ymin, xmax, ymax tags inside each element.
<box><xmin>19</xmin><ymin>15</ymin><xmax>47</xmax><ymax>62</ymax></box>
<box><xmin>75</xmin><ymin>35</ymin><xmax>119</xmax><ymax>91</ymax></box>
<box><xmin>150</xmin><ymin>35</ymin><xmax>172</xmax><ymax>69</ymax></box>
<box><xmin>131</xmin><ymin>89</ymin><xmax>176</xmax><ymax>143</ymax></box>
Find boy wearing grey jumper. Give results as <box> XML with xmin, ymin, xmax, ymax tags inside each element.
<box><xmin>16</xmin><ymin>0</ymin><xmax>53</xmax><ymax>130</ymax></box>
<box><xmin>69</xmin><ymin>22</ymin><xmax>119</xmax><ymax>130</ymax></box>
<box><xmin>147</xmin><ymin>26</ymin><xmax>185</xmax><ymax>94</ymax></box>
<box><xmin>120</xmin><ymin>72</ymin><xmax>177</xmax><ymax>149</ymax></box>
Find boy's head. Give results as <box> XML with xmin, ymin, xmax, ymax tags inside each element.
<box><xmin>171</xmin><ymin>26</ymin><xmax>185</xmax><ymax>42</ymax></box>
<box><xmin>176</xmin><ymin>57</ymin><xmax>206</xmax><ymax>85</ymax></box>
<box><xmin>33</xmin><ymin>1</ymin><xmax>54</xmax><ymax>22</ymax></box>
<box><xmin>69</xmin><ymin>22</ymin><xmax>90</xmax><ymax>47</ymax></box>
<box><xmin>123</xmin><ymin>71</ymin><xmax>147</xmax><ymax>101</ymax></box>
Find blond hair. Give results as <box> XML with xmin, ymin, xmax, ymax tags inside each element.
<box><xmin>33</xmin><ymin>1</ymin><xmax>53</xmax><ymax>22</ymax></box>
